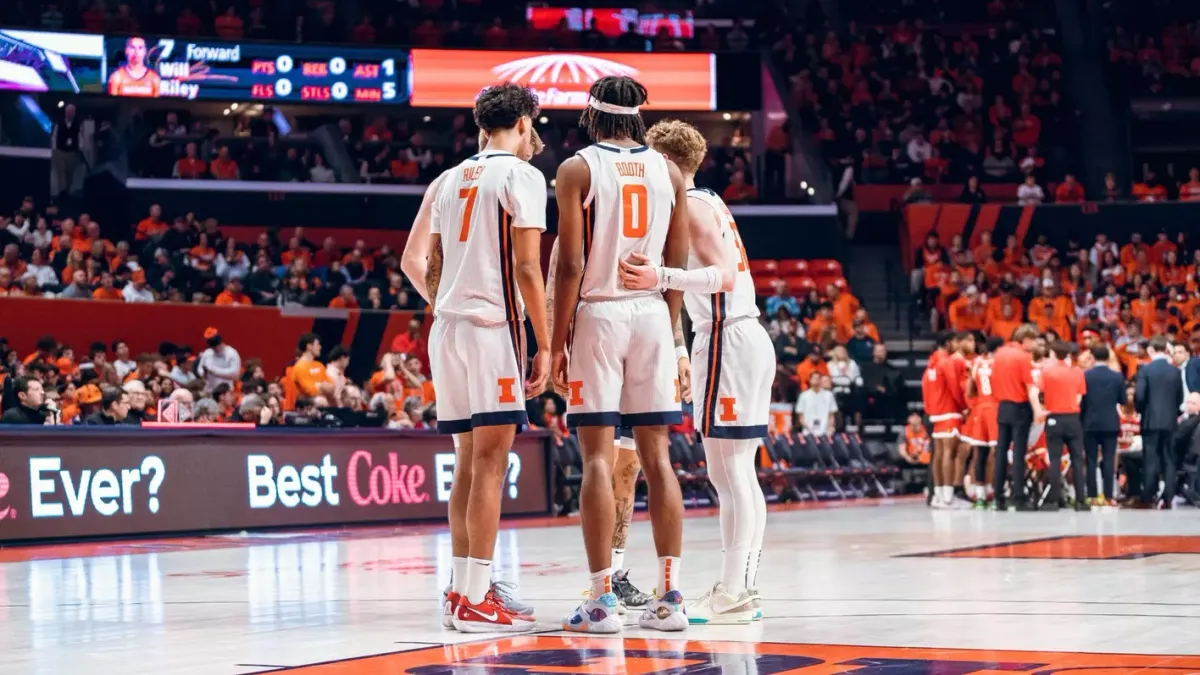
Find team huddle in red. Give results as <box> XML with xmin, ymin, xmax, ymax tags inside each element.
<box><xmin>920</xmin><ymin>323</ymin><xmax>1104</xmax><ymax>510</ymax></box>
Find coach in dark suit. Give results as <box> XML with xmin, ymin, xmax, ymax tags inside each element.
<box><xmin>1134</xmin><ymin>336</ymin><xmax>1185</xmax><ymax>508</ymax></box>
<box><xmin>1081</xmin><ymin>345</ymin><xmax>1124</xmax><ymax>502</ymax></box>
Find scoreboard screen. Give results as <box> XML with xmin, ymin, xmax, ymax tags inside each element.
<box><xmin>103</xmin><ymin>36</ymin><xmax>410</xmax><ymax>104</ymax></box>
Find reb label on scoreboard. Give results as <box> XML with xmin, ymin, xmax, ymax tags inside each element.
<box><xmin>104</xmin><ymin>36</ymin><xmax>410</xmax><ymax>104</ymax></box>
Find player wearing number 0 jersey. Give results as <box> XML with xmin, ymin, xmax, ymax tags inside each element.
<box><xmin>621</xmin><ymin>120</ymin><xmax>768</xmax><ymax>625</ymax></box>
<box><xmin>425</xmin><ymin>84</ymin><xmax>551</xmax><ymax>634</ymax></box>
<box><xmin>552</xmin><ymin>76</ymin><xmax>691</xmax><ymax>635</ymax></box>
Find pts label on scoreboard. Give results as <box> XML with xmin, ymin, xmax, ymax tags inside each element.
<box><xmin>104</xmin><ymin>36</ymin><xmax>409</xmax><ymax>104</ymax></box>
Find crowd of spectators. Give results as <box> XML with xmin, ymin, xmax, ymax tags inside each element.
<box><xmin>766</xmin><ymin>1</ymin><xmax>1076</xmax><ymax>189</ymax></box>
<box><xmin>912</xmin><ymin>228</ymin><xmax>1200</xmax><ymax>379</ymax></box>
<box><xmin>0</xmin><ymin>196</ymin><xmax>432</xmax><ymax>310</ymax></box>
<box><xmin>1</xmin><ymin>0</ymin><xmax>757</xmax><ymax>52</ymax></box>
<box><xmin>0</xmin><ymin>324</ymin><xmax>447</xmax><ymax>428</ymax></box>
<box><xmin>1100</xmin><ymin>0</ymin><xmax>1200</xmax><ymax>98</ymax></box>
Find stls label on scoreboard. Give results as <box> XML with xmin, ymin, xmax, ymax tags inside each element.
<box><xmin>103</xmin><ymin>35</ymin><xmax>410</xmax><ymax>104</ymax></box>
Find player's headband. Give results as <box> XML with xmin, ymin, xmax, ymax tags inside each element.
<box><xmin>588</xmin><ymin>97</ymin><xmax>640</xmax><ymax>115</ymax></box>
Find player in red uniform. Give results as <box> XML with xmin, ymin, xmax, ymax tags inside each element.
<box><xmin>921</xmin><ymin>331</ymin><xmax>967</xmax><ymax>508</ymax></box>
<box><xmin>950</xmin><ymin>332</ymin><xmax>977</xmax><ymax>505</ymax></box>
<box><xmin>963</xmin><ymin>336</ymin><xmax>1003</xmax><ymax>505</ymax></box>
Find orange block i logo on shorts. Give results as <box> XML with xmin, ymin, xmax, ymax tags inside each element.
<box><xmin>497</xmin><ymin>378</ymin><xmax>517</xmax><ymax>403</ymax></box>
<box><xmin>719</xmin><ymin>397</ymin><xmax>738</xmax><ymax>422</ymax></box>
<box><xmin>568</xmin><ymin>381</ymin><xmax>583</xmax><ymax>406</ymax></box>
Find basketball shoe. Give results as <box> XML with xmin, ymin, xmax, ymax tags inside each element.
<box><xmin>750</xmin><ymin>589</ymin><xmax>763</xmax><ymax>621</ymax></box>
<box><xmin>562</xmin><ymin>592</ymin><xmax>622</xmax><ymax>634</ymax></box>
<box><xmin>452</xmin><ymin>589</ymin><xmax>536</xmax><ymax>634</ymax></box>
<box><xmin>443</xmin><ymin>581</ymin><xmax>534</xmax><ymax>628</ymax></box>
<box><xmin>638</xmin><ymin>589</ymin><xmax>688</xmax><ymax>631</ymax></box>
<box><xmin>612</xmin><ymin>569</ymin><xmax>652</xmax><ymax>615</ymax></box>
<box><xmin>686</xmin><ymin>583</ymin><xmax>755</xmax><ymax>625</ymax></box>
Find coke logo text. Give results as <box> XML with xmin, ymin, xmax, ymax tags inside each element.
<box><xmin>347</xmin><ymin>450</ymin><xmax>429</xmax><ymax>506</ymax></box>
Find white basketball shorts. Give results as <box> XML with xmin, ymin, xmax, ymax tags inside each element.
<box><xmin>692</xmin><ymin>317</ymin><xmax>775</xmax><ymax>439</ymax></box>
<box><xmin>429</xmin><ymin>315</ymin><xmax>527</xmax><ymax>434</ymax></box>
<box><xmin>566</xmin><ymin>295</ymin><xmax>683</xmax><ymax>428</ymax></box>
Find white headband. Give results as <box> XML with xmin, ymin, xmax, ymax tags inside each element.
<box><xmin>588</xmin><ymin>97</ymin><xmax>641</xmax><ymax>115</ymax></box>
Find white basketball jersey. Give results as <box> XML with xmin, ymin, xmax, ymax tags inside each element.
<box><xmin>575</xmin><ymin>142</ymin><xmax>675</xmax><ymax>302</ymax></box>
<box><xmin>682</xmin><ymin>187</ymin><xmax>759</xmax><ymax>326</ymax></box>
<box><xmin>430</xmin><ymin>150</ymin><xmax>547</xmax><ymax>325</ymax></box>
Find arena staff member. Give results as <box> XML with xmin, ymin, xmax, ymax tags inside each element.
<box><xmin>1041</xmin><ymin>342</ymin><xmax>1089</xmax><ymax>511</ymax></box>
<box><xmin>991</xmin><ymin>323</ymin><xmax>1044</xmax><ymax>511</ymax></box>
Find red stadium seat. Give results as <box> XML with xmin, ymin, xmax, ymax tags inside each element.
<box><xmin>785</xmin><ymin>275</ymin><xmax>817</xmax><ymax>295</ymax></box>
<box><xmin>777</xmin><ymin>259</ymin><xmax>809</xmax><ymax>276</ymax></box>
<box><xmin>825</xmin><ymin>277</ymin><xmax>849</xmax><ymax>291</ymax></box>
<box><xmin>749</xmin><ymin>259</ymin><xmax>779</xmax><ymax>275</ymax></box>
<box><xmin>754</xmin><ymin>276</ymin><xmax>781</xmax><ymax>296</ymax></box>
<box><xmin>808</xmin><ymin>259</ymin><xmax>843</xmax><ymax>276</ymax></box>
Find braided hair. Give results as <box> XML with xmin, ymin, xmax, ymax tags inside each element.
<box><xmin>579</xmin><ymin>76</ymin><xmax>649</xmax><ymax>144</ymax></box>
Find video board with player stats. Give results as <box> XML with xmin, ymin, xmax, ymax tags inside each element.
<box><xmin>103</xmin><ymin>36</ymin><xmax>409</xmax><ymax>103</ymax></box>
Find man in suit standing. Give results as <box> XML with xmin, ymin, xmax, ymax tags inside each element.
<box><xmin>1134</xmin><ymin>336</ymin><xmax>1185</xmax><ymax>508</ymax></box>
<box><xmin>1081</xmin><ymin>344</ymin><xmax>1124</xmax><ymax>504</ymax></box>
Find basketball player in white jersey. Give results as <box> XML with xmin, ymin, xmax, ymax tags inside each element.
<box><xmin>621</xmin><ymin>120</ymin><xmax>771</xmax><ymax>624</ymax></box>
<box><xmin>401</xmin><ymin>127</ymin><xmax>543</xmax><ymax>624</ymax></box>
<box><xmin>551</xmin><ymin>76</ymin><xmax>692</xmax><ymax>633</ymax></box>
<box><xmin>424</xmin><ymin>83</ymin><xmax>550</xmax><ymax>633</ymax></box>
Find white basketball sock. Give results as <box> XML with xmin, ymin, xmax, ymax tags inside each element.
<box><xmin>590</xmin><ymin>567</ymin><xmax>613</xmax><ymax>598</ymax></box>
<box><xmin>704</xmin><ymin>437</ymin><xmax>760</xmax><ymax>595</ymax></box>
<box><xmin>465</xmin><ymin>557</ymin><xmax>492</xmax><ymax>605</ymax></box>
<box><xmin>745</xmin><ymin>439</ymin><xmax>767</xmax><ymax>590</ymax></box>
<box><xmin>451</xmin><ymin>556</ymin><xmax>468</xmax><ymax>595</ymax></box>
<box><xmin>657</xmin><ymin>556</ymin><xmax>681</xmax><ymax>594</ymax></box>
<box><xmin>611</xmin><ymin>548</ymin><xmax>626</xmax><ymax>573</ymax></box>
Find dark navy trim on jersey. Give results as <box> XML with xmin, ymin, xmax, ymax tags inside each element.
<box><xmin>568</xmin><ymin>411</ymin><xmax>623</xmax><ymax>428</ymax></box>
<box><xmin>704</xmin><ymin>425</ymin><xmax>769</xmax><ymax>440</ymax></box>
<box><xmin>472</xmin><ymin>411</ymin><xmax>528</xmax><ymax>429</ymax></box>
<box><xmin>614</xmin><ymin>426</ymin><xmax>634</xmax><ymax>441</ymax></box>
<box><xmin>687</xmin><ymin>187</ymin><xmax>718</xmax><ymax>197</ymax></box>
<box><xmin>593</xmin><ymin>142</ymin><xmax>650</xmax><ymax>153</ymax></box>
<box><xmin>621</xmin><ymin>410</ymin><xmax>683</xmax><ymax>427</ymax></box>
<box><xmin>480</xmin><ymin>151</ymin><xmax>515</xmax><ymax>159</ymax></box>
<box><xmin>702</xmin><ymin>293</ymin><xmax>727</xmax><ymax>436</ymax></box>
<box><xmin>438</xmin><ymin>418</ymin><xmax>473</xmax><ymax>434</ymax></box>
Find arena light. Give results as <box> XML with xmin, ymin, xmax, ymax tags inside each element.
<box><xmin>722</xmin><ymin>112</ymin><xmax>732</xmax><ymax>121</ymax></box>
<box><xmin>807</xmin><ymin>186</ymin><xmax>815</xmax><ymax>196</ymax></box>
<box><xmin>539</xmin><ymin>116</ymin><xmax>548</xmax><ymax>124</ymax></box>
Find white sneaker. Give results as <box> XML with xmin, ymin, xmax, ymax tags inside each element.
<box><xmin>749</xmin><ymin>589</ymin><xmax>763</xmax><ymax>621</ymax></box>
<box><xmin>929</xmin><ymin>496</ymin><xmax>950</xmax><ymax>510</ymax></box>
<box><xmin>639</xmin><ymin>589</ymin><xmax>688</xmax><ymax>631</ymax></box>
<box><xmin>687</xmin><ymin>583</ymin><xmax>755</xmax><ymax>625</ymax></box>
<box><xmin>951</xmin><ymin>496</ymin><xmax>974</xmax><ymax>510</ymax></box>
<box><xmin>562</xmin><ymin>592</ymin><xmax>622</xmax><ymax>634</ymax></box>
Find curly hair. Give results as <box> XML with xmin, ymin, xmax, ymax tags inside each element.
<box><xmin>474</xmin><ymin>83</ymin><xmax>540</xmax><ymax>133</ymax></box>
<box><xmin>646</xmin><ymin>119</ymin><xmax>707</xmax><ymax>175</ymax></box>
<box><xmin>579</xmin><ymin>76</ymin><xmax>648</xmax><ymax>143</ymax></box>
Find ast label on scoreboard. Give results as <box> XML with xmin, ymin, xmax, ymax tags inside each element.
<box><xmin>103</xmin><ymin>36</ymin><xmax>410</xmax><ymax>104</ymax></box>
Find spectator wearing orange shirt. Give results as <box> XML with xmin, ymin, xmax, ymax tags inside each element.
<box><xmin>214</xmin><ymin>6</ymin><xmax>244</xmax><ymax>39</ymax></box>
<box><xmin>1120</xmin><ymin>233</ymin><xmax>1146</xmax><ymax>266</ymax></box>
<box><xmin>1132</xmin><ymin>170</ymin><xmax>1169</xmax><ymax>202</ymax></box>
<box><xmin>173</xmin><ymin>142</ymin><xmax>206</xmax><ymax>179</ymax></box>
<box><xmin>1034</xmin><ymin>301</ymin><xmax>1071</xmax><ymax>339</ymax></box>
<box><xmin>1150</xmin><ymin>231</ymin><xmax>1178</xmax><ymax>265</ymax></box>
<box><xmin>281</xmin><ymin>237</ymin><xmax>311</xmax><ymax>267</ymax></box>
<box><xmin>1054</xmin><ymin>174</ymin><xmax>1086</xmax><ymax>203</ymax></box>
<box><xmin>209</xmin><ymin>146</ymin><xmax>240</xmax><ymax>180</ymax></box>
<box><xmin>827</xmin><ymin>284</ymin><xmax>860</xmax><ymax>342</ymax></box>
<box><xmin>136</xmin><ymin>204</ymin><xmax>166</xmax><ymax>241</ymax></box>
<box><xmin>948</xmin><ymin>285</ymin><xmax>988</xmax><ymax>332</ymax></box>
<box><xmin>722</xmin><ymin>170</ymin><xmax>759</xmax><ymax>203</ymax></box>
<box><xmin>1130</xmin><ymin>284</ymin><xmax>1156</xmax><ymax>326</ymax></box>
<box><xmin>1180</xmin><ymin>167</ymin><xmax>1200</xmax><ymax>201</ymax></box>
<box><xmin>795</xmin><ymin>347</ymin><xmax>830</xmax><ymax>391</ymax></box>
<box><xmin>988</xmin><ymin>300</ymin><xmax>1023</xmax><ymax>340</ymax></box>
<box><xmin>972</xmin><ymin>231</ymin><xmax>996</xmax><ymax>269</ymax></box>
<box><xmin>807</xmin><ymin>304</ymin><xmax>837</xmax><ymax>346</ymax></box>
<box><xmin>215</xmin><ymin>277</ymin><xmax>252</xmax><ymax>305</ymax></box>
<box><xmin>1028</xmin><ymin>279</ymin><xmax>1073</xmax><ymax>323</ymax></box>
<box><xmin>286</xmin><ymin>333</ymin><xmax>333</xmax><ymax>410</ymax></box>
<box><xmin>1011</xmin><ymin>103</ymin><xmax>1042</xmax><ymax>149</ymax></box>
<box><xmin>188</xmin><ymin>233</ymin><xmax>217</xmax><ymax>272</ymax></box>
<box><xmin>92</xmin><ymin>271</ymin><xmax>122</xmax><ymax>300</ymax></box>
<box><xmin>987</xmin><ymin>283</ymin><xmax>1023</xmax><ymax>324</ymax></box>
<box><xmin>328</xmin><ymin>284</ymin><xmax>359</xmax><ymax>308</ymax></box>
<box><xmin>391</xmin><ymin>317</ymin><xmax>428</xmax><ymax>373</ymax></box>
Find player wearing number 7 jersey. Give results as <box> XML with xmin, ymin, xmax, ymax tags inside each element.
<box><xmin>425</xmin><ymin>84</ymin><xmax>551</xmax><ymax>634</ymax></box>
<box><xmin>963</xmin><ymin>336</ymin><xmax>1003</xmax><ymax>505</ymax></box>
<box><xmin>619</xmin><ymin>120</ymin><xmax>771</xmax><ymax>625</ymax></box>
<box><xmin>552</xmin><ymin>76</ymin><xmax>692</xmax><ymax>634</ymax></box>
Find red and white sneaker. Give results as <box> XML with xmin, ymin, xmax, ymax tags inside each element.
<box><xmin>442</xmin><ymin>591</ymin><xmax>460</xmax><ymax>629</ymax></box>
<box><xmin>451</xmin><ymin>590</ymin><xmax>537</xmax><ymax>634</ymax></box>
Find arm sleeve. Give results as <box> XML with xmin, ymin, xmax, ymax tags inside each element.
<box><xmin>502</xmin><ymin>163</ymin><xmax>548</xmax><ymax>231</ymax></box>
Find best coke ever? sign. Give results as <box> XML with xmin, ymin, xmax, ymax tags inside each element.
<box><xmin>0</xmin><ymin>428</ymin><xmax>549</xmax><ymax>543</ymax></box>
